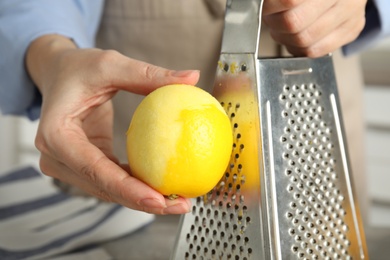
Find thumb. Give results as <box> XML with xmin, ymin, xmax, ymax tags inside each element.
<box><xmin>105</xmin><ymin>52</ymin><xmax>200</xmax><ymax>95</ymax></box>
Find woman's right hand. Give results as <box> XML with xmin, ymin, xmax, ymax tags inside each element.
<box><xmin>26</xmin><ymin>34</ymin><xmax>200</xmax><ymax>214</ymax></box>
<box><xmin>263</xmin><ymin>0</ymin><xmax>367</xmax><ymax>57</ymax></box>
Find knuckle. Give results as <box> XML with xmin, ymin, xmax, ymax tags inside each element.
<box><xmin>280</xmin><ymin>10</ymin><xmax>303</xmax><ymax>33</ymax></box>
<box><xmin>94</xmin><ymin>49</ymin><xmax>121</xmax><ymax>75</ymax></box>
<box><xmin>355</xmin><ymin>17</ymin><xmax>366</xmax><ymax>37</ymax></box>
<box><xmin>38</xmin><ymin>157</ymin><xmax>52</xmax><ymax>177</ymax></box>
<box><xmin>80</xmin><ymin>162</ymin><xmax>99</xmax><ymax>184</ymax></box>
<box><xmin>34</xmin><ymin>124</ymin><xmax>53</xmax><ymax>155</ymax></box>
<box><xmin>93</xmin><ymin>188</ymin><xmax>114</xmax><ymax>203</ymax></box>
<box><xmin>343</xmin><ymin>15</ymin><xmax>366</xmax><ymax>45</ymax></box>
<box><xmin>34</xmin><ymin>133</ymin><xmax>48</xmax><ymax>154</ymax></box>
<box><xmin>34</xmin><ymin>122</ymin><xmax>63</xmax><ymax>156</ymax></box>
<box><xmin>78</xmin><ymin>156</ymin><xmax>109</xmax><ymax>193</ymax></box>
<box><xmin>98</xmin><ymin>49</ymin><xmax>121</xmax><ymax>63</ymax></box>
<box><xmin>293</xmin><ymin>30</ymin><xmax>313</xmax><ymax>48</ymax></box>
<box><xmin>142</xmin><ymin>64</ymin><xmax>159</xmax><ymax>80</ymax></box>
<box><xmin>304</xmin><ymin>48</ymin><xmax>322</xmax><ymax>58</ymax></box>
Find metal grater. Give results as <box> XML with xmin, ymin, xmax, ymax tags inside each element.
<box><xmin>170</xmin><ymin>0</ymin><xmax>369</xmax><ymax>259</ymax></box>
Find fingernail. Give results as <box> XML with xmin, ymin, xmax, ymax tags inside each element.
<box><xmin>171</xmin><ymin>70</ymin><xmax>198</xmax><ymax>77</ymax></box>
<box><xmin>139</xmin><ymin>198</ymin><xmax>165</xmax><ymax>208</ymax></box>
<box><xmin>163</xmin><ymin>203</ymin><xmax>189</xmax><ymax>214</ymax></box>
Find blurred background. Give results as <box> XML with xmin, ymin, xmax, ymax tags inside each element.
<box><xmin>1</xmin><ymin>40</ymin><xmax>390</xmax><ymax>258</ymax></box>
<box><xmin>360</xmin><ymin>38</ymin><xmax>390</xmax><ymax>229</ymax></box>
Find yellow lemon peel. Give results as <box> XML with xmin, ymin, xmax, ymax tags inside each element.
<box><xmin>126</xmin><ymin>84</ymin><xmax>233</xmax><ymax>198</ymax></box>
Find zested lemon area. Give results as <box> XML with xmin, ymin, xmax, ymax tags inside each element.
<box><xmin>126</xmin><ymin>84</ymin><xmax>233</xmax><ymax>199</ymax></box>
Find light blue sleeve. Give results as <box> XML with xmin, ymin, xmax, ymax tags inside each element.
<box><xmin>0</xmin><ymin>0</ymin><xmax>104</xmax><ymax>120</ymax></box>
<box><xmin>344</xmin><ymin>0</ymin><xmax>390</xmax><ymax>55</ymax></box>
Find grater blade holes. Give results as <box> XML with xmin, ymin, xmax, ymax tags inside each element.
<box><xmin>182</xmin><ymin>101</ymin><xmax>253</xmax><ymax>259</ymax></box>
<box><xmin>280</xmin><ymin>84</ymin><xmax>352</xmax><ymax>259</ymax></box>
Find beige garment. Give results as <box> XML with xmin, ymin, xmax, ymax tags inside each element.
<box><xmin>96</xmin><ymin>0</ymin><xmax>225</xmax><ymax>160</ymax></box>
<box><xmin>96</xmin><ymin>0</ymin><xmax>368</xmax><ymax>220</ymax></box>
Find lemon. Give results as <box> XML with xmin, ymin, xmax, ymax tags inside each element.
<box><xmin>126</xmin><ymin>84</ymin><xmax>233</xmax><ymax>198</ymax></box>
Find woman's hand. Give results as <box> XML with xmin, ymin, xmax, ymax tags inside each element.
<box><xmin>262</xmin><ymin>0</ymin><xmax>367</xmax><ymax>57</ymax></box>
<box><xmin>26</xmin><ymin>35</ymin><xmax>200</xmax><ymax>214</ymax></box>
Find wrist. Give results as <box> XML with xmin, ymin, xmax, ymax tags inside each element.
<box><xmin>26</xmin><ymin>34</ymin><xmax>77</xmax><ymax>94</ymax></box>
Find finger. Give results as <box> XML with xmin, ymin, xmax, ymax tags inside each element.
<box><xmin>39</xmin><ymin>153</ymin><xmax>116</xmax><ymax>201</ymax></box>
<box><xmin>262</xmin><ymin>0</ymin><xmax>305</xmax><ymax>16</ymax></box>
<box><xmin>36</xmin><ymin>106</ymin><xmax>190</xmax><ymax>215</ymax></box>
<box><xmin>92</xmin><ymin>50</ymin><xmax>200</xmax><ymax>95</ymax></box>
<box><xmin>119</xmin><ymin>164</ymin><xmax>192</xmax><ymax>214</ymax></box>
<box><xmin>267</xmin><ymin>1</ymin><xmax>361</xmax><ymax>50</ymax></box>
<box><xmin>113</xmin><ymin>163</ymin><xmax>191</xmax><ymax>214</ymax></box>
<box><xmin>58</xmin><ymin>132</ymin><xmax>190</xmax><ymax>214</ymax></box>
<box><xmin>163</xmin><ymin>196</ymin><xmax>192</xmax><ymax>214</ymax></box>
<box><xmin>283</xmin><ymin>14</ymin><xmax>365</xmax><ymax>57</ymax></box>
<box><xmin>263</xmin><ymin>0</ymin><xmax>336</xmax><ymax>34</ymax></box>
<box><xmin>40</xmin><ymin>153</ymin><xmax>191</xmax><ymax>215</ymax></box>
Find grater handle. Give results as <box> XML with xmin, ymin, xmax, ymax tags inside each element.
<box><xmin>220</xmin><ymin>0</ymin><xmax>264</xmax><ymax>55</ymax></box>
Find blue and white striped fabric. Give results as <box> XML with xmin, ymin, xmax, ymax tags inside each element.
<box><xmin>0</xmin><ymin>167</ymin><xmax>155</xmax><ymax>260</ymax></box>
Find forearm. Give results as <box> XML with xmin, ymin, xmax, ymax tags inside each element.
<box><xmin>0</xmin><ymin>0</ymin><xmax>103</xmax><ymax>118</ymax></box>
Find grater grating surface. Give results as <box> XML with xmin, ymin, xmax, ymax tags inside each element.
<box><xmin>170</xmin><ymin>0</ymin><xmax>368</xmax><ymax>259</ymax></box>
<box><xmin>257</xmin><ymin>57</ymin><xmax>368</xmax><ymax>259</ymax></box>
<box><xmin>170</xmin><ymin>53</ymin><xmax>264</xmax><ymax>260</ymax></box>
